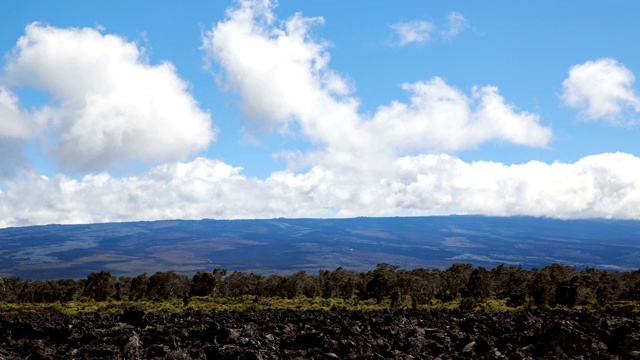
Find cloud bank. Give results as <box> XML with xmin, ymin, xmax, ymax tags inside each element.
<box><xmin>2</xmin><ymin>152</ymin><xmax>640</xmax><ymax>228</ymax></box>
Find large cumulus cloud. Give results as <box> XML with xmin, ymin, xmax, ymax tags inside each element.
<box><xmin>203</xmin><ymin>0</ymin><xmax>551</xmax><ymax>170</ymax></box>
<box><xmin>2</xmin><ymin>23</ymin><xmax>216</xmax><ymax>172</ymax></box>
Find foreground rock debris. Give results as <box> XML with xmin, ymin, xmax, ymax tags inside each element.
<box><xmin>0</xmin><ymin>309</ymin><xmax>638</xmax><ymax>359</ymax></box>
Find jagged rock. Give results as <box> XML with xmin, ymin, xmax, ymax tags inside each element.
<box><xmin>0</xmin><ymin>309</ymin><xmax>636</xmax><ymax>359</ymax></box>
<box><xmin>120</xmin><ymin>308</ymin><xmax>145</xmax><ymax>327</ymax></box>
<box><xmin>461</xmin><ymin>341</ymin><xmax>476</xmax><ymax>353</ymax></box>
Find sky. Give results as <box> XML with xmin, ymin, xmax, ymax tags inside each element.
<box><xmin>1</xmin><ymin>0</ymin><xmax>640</xmax><ymax>227</ymax></box>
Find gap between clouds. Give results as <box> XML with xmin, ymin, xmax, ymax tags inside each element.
<box><xmin>0</xmin><ymin>0</ymin><xmax>640</xmax><ymax>226</ymax></box>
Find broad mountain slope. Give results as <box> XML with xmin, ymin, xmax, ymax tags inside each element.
<box><xmin>0</xmin><ymin>216</ymin><xmax>639</xmax><ymax>279</ymax></box>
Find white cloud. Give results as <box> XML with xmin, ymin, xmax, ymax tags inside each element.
<box><xmin>0</xmin><ymin>87</ymin><xmax>32</xmax><ymax>139</ymax></box>
<box><xmin>387</xmin><ymin>152</ymin><xmax>640</xmax><ymax>219</ymax></box>
<box><xmin>204</xmin><ymin>1</ymin><xmax>354</xmax><ymax>129</ymax></box>
<box><xmin>3</xmin><ymin>23</ymin><xmax>216</xmax><ymax>171</ymax></box>
<box><xmin>204</xmin><ymin>1</ymin><xmax>551</xmax><ymax>170</ymax></box>
<box><xmin>391</xmin><ymin>11</ymin><xmax>469</xmax><ymax>46</ymax></box>
<box><xmin>0</xmin><ymin>87</ymin><xmax>44</xmax><ymax>177</ymax></box>
<box><xmin>367</xmin><ymin>79</ymin><xmax>551</xmax><ymax>153</ymax></box>
<box><xmin>442</xmin><ymin>11</ymin><xmax>469</xmax><ymax>39</ymax></box>
<box><xmin>4</xmin><ymin>1</ymin><xmax>637</xmax><ymax>228</ymax></box>
<box><xmin>390</xmin><ymin>20</ymin><xmax>436</xmax><ymax>46</ymax></box>
<box><xmin>2</xmin><ymin>152</ymin><xmax>640</xmax><ymax>227</ymax></box>
<box><xmin>561</xmin><ymin>58</ymin><xmax>640</xmax><ymax>123</ymax></box>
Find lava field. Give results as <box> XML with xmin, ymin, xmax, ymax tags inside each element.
<box><xmin>0</xmin><ymin>309</ymin><xmax>639</xmax><ymax>359</ymax></box>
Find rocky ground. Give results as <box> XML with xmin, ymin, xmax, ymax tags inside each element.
<box><xmin>0</xmin><ymin>308</ymin><xmax>638</xmax><ymax>359</ymax></box>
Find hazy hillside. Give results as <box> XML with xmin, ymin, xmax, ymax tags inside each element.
<box><xmin>0</xmin><ymin>216</ymin><xmax>639</xmax><ymax>279</ymax></box>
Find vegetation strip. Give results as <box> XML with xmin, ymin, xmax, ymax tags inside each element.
<box><xmin>1</xmin><ymin>263</ymin><xmax>640</xmax><ymax>313</ymax></box>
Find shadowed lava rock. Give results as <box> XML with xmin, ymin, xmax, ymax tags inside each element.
<box><xmin>0</xmin><ymin>309</ymin><xmax>638</xmax><ymax>359</ymax></box>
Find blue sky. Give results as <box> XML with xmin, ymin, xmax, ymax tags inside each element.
<box><xmin>1</xmin><ymin>0</ymin><xmax>640</xmax><ymax>226</ymax></box>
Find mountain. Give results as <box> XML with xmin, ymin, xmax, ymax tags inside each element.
<box><xmin>0</xmin><ymin>216</ymin><xmax>639</xmax><ymax>280</ymax></box>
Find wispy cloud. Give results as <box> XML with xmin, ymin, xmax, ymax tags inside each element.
<box><xmin>390</xmin><ymin>11</ymin><xmax>469</xmax><ymax>46</ymax></box>
<box><xmin>390</xmin><ymin>20</ymin><xmax>436</xmax><ymax>46</ymax></box>
<box><xmin>442</xmin><ymin>11</ymin><xmax>469</xmax><ymax>39</ymax></box>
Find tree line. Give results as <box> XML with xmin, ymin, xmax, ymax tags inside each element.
<box><xmin>0</xmin><ymin>263</ymin><xmax>639</xmax><ymax>309</ymax></box>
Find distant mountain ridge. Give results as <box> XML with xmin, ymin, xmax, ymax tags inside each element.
<box><xmin>0</xmin><ymin>216</ymin><xmax>639</xmax><ymax>280</ymax></box>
